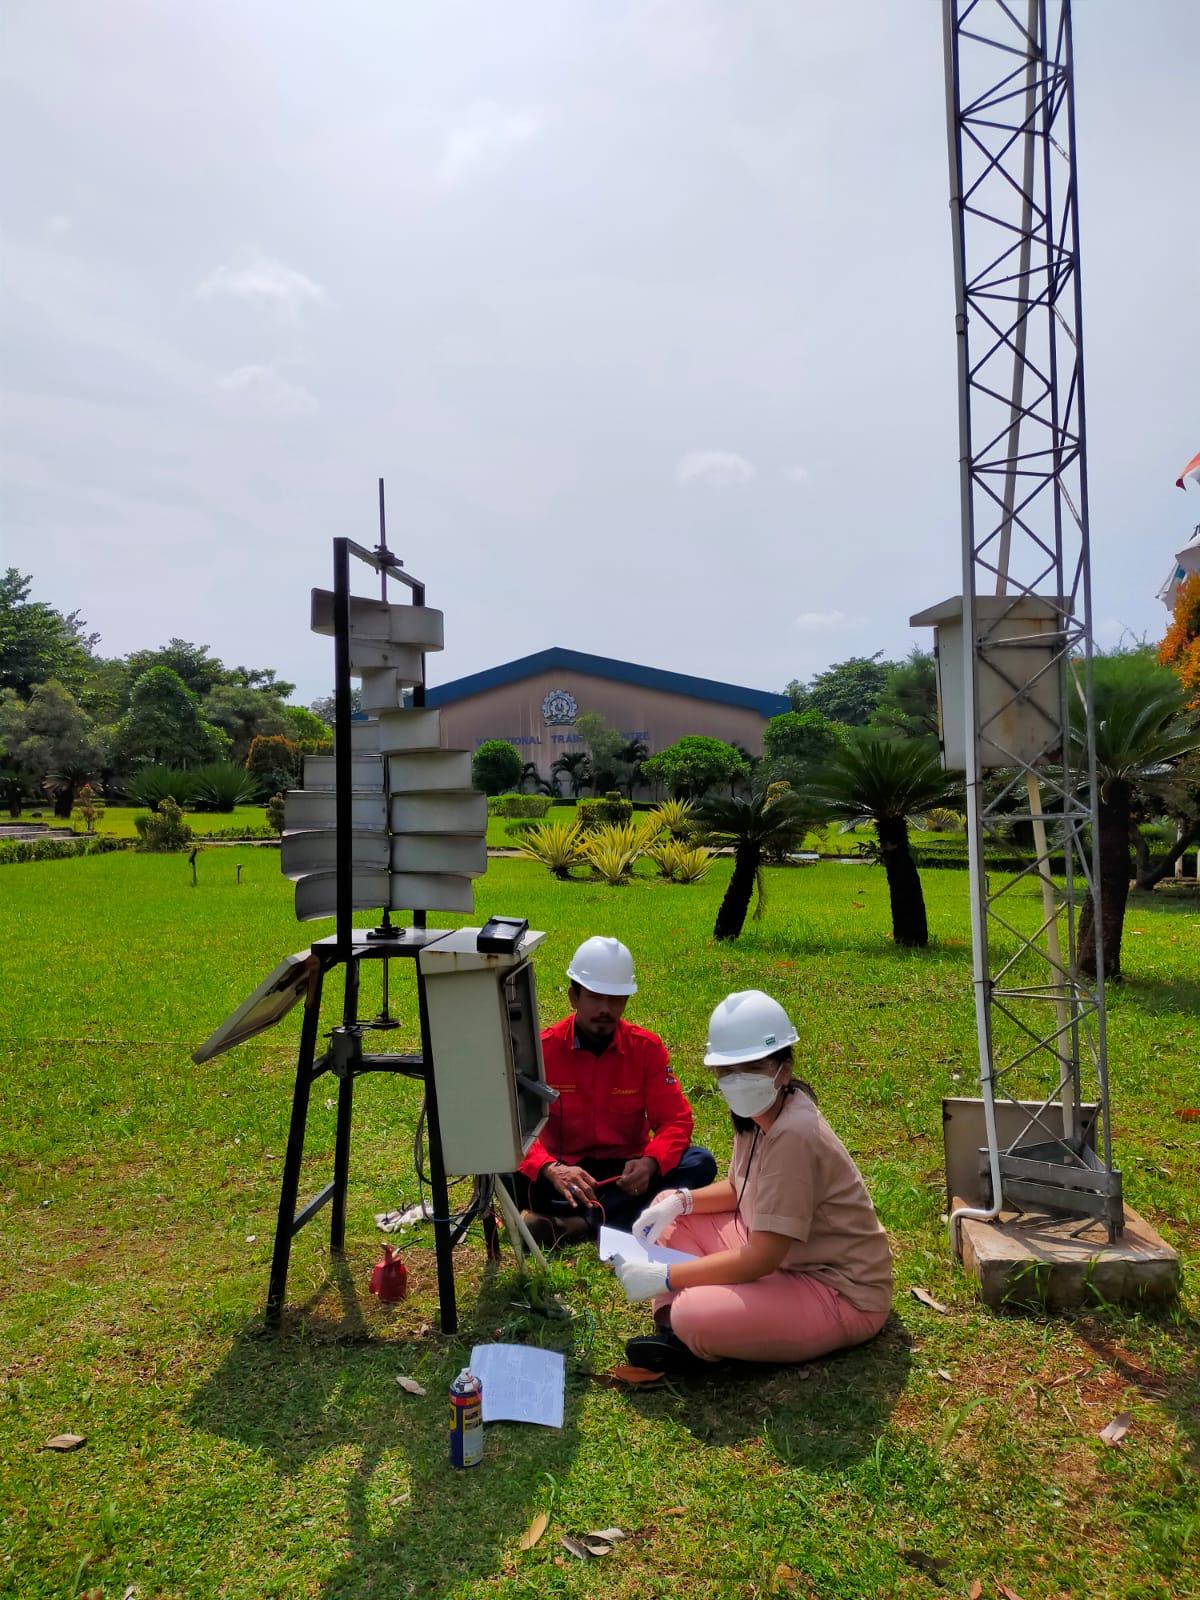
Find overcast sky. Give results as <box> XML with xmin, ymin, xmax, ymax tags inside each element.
<box><xmin>2</xmin><ymin>1</ymin><xmax>1196</xmax><ymax>706</ymax></box>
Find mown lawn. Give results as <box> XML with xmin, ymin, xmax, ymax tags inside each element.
<box><xmin>10</xmin><ymin>804</ymin><xmax>273</xmax><ymax>840</ymax></box>
<box><xmin>0</xmin><ymin>852</ymin><xmax>1196</xmax><ymax>1599</ymax></box>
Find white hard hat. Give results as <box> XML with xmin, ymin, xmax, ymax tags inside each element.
<box><xmin>704</xmin><ymin>990</ymin><xmax>798</xmax><ymax>1067</ymax></box>
<box><xmin>566</xmin><ymin>936</ymin><xmax>638</xmax><ymax>996</ymax></box>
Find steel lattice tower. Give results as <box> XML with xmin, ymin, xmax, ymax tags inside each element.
<box><xmin>939</xmin><ymin>0</ymin><xmax>1122</xmax><ymax>1240</ymax></box>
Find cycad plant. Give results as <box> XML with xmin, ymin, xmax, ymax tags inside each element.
<box><xmin>804</xmin><ymin>734</ymin><xmax>962</xmax><ymax>948</ymax></box>
<box><xmin>1071</xmin><ymin>673</ymin><xmax>1200</xmax><ymax>978</ymax></box>
<box><xmin>698</xmin><ymin>785</ymin><xmax>812</xmax><ymax>940</ymax></box>
<box><xmin>127</xmin><ymin>765</ymin><xmax>197</xmax><ymax>809</ymax></box>
<box><xmin>516</xmin><ymin>820</ymin><xmax>587</xmax><ymax>880</ymax></box>
<box><xmin>191</xmin><ymin>761</ymin><xmax>258</xmax><ymax>813</ymax></box>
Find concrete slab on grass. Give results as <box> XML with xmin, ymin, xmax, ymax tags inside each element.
<box><xmin>954</xmin><ymin>1200</ymin><xmax>1180</xmax><ymax>1310</ymax></box>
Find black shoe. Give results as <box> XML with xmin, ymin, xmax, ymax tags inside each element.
<box><xmin>625</xmin><ymin>1331</ymin><xmax>718</xmax><ymax>1376</ymax></box>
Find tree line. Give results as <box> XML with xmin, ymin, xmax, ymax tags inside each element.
<box><xmin>0</xmin><ymin>570</ymin><xmax>331</xmax><ymax>817</ymax></box>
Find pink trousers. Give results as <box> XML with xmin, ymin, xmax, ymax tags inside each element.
<box><xmin>654</xmin><ymin>1211</ymin><xmax>889</xmax><ymax>1364</ymax></box>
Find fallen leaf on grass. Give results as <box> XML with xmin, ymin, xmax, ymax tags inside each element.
<box><xmin>936</xmin><ymin>1369</ymin><xmax>953</xmax><ymax>1383</ymax></box>
<box><xmin>123</xmin><ymin>1587</ymin><xmax>139</xmax><ymax>1600</ymax></box>
<box><xmin>395</xmin><ymin>1376</ymin><xmax>426</xmax><ymax>1396</ymax></box>
<box><xmin>901</xmin><ymin>1548</ymin><xmax>950</xmax><ymax>1584</ymax></box>
<box><xmin>662</xmin><ymin>1506</ymin><xmax>687</xmax><ymax>1516</ymax></box>
<box><xmin>1173</xmin><ymin>1108</ymin><xmax>1200</xmax><ymax>1122</ymax></box>
<box><xmin>910</xmin><ymin>1286</ymin><xmax>949</xmax><ymax>1315</ymax></box>
<box><xmin>773</xmin><ymin>1562</ymin><xmax>801</xmax><ymax>1592</ymax></box>
<box><xmin>601</xmin><ymin>1364</ymin><xmax>664</xmax><ymax>1385</ymax></box>
<box><xmin>589</xmin><ymin>1527</ymin><xmax>625</xmax><ymax>1542</ymax></box>
<box><xmin>518</xmin><ymin>1510</ymin><xmax>549</xmax><ymax>1550</ymax></box>
<box><xmin>967</xmin><ymin>1582</ymin><xmax>982</xmax><ymax>1600</ymax></box>
<box><xmin>42</xmin><ymin>1433</ymin><xmax>86</xmax><ymax>1452</ymax></box>
<box><xmin>560</xmin><ymin>1535</ymin><xmax>589</xmax><ymax>1561</ymax></box>
<box><xmin>581</xmin><ymin>1536</ymin><xmax>616</xmax><ymax>1557</ymax></box>
<box><xmin>997</xmin><ymin>1585</ymin><xmax>1024</xmax><ymax>1600</ymax></box>
<box><xmin>1099</xmin><ymin>1412</ymin><xmax>1132</xmax><ymax>1447</ymax></box>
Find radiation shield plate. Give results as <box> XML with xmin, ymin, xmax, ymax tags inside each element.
<box><xmin>193</xmin><ymin>949</ymin><xmax>317</xmax><ymax>1063</ymax></box>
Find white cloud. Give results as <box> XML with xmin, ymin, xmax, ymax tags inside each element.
<box><xmin>46</xmin><ymin>214</ymin><xmax>72</xmax><ymax>235</ymax></box>
<box><xmin>198</xmin><ymin>255</ymin><xmax>326</xmax><ymax>320</ymax></box>
<box><xmin>793</xmin><ymin>609</ymin><xmax>860</xmax><ymax>630</ymax></box>
<box><xmin>437</xmin><ymin>102</ymin><xmax>548</xmax><ymax>187</ymax></box>
<box><xmin>785</xmin><ymin>465</ymin><xmax>810</xmax><ymax>485</ymax></box>
<box><xmin>217</xmin><ymin>365</ymin><xmax>318</xmax><ymax>419</ymax></box>
<box><xmin>676</xmin><ymin>450</ymin><xmax>756</xmax><ymax>487</ymax></box>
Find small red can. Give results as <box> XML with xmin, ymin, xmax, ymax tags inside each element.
<box><xmin>369</xmin><ymin>1245</ymin><xmax>408</xmax><ymax>1303</ymax></box>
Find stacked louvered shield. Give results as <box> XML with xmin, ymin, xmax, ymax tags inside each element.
<box><xmin>281</xmin><ymin>590</ymin><xmax>487</xmax><ymax>921</ymax></box>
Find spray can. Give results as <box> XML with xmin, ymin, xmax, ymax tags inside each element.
<box><xmin>448</xmin><ymin>1367</ymin><xmax>484</xmax><ymax>1469</ymax></box>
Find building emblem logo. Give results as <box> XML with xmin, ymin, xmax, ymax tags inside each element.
<box><xmin>541</xmin><ymin>688</ymin><xmax>578</xmax><ymax>726</ymax></box>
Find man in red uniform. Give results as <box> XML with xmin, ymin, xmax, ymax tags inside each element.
<box><xmin>516</xmin><ymin>936</ymin><xmax>716</xmax><ymax>1244</ymax></box>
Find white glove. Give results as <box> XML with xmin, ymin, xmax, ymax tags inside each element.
<box><xmin>611</xmin><ymin>1255</ymin><xmax>671</xmax><ymax>1302</ymax></box>
<box><xmin>632</xmin><ymin>1187</ymin><xmax>692</xmax><ymax>1246</ymax></box>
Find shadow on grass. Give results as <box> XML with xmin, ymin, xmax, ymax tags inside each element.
<box><xmin>622</xmin><ymin>1315</ymin><xmax>912</xmax><ymax>1471</ymax></box>
<box><xmin>1113</xmin><ymin>973</ymin><xmax>1200</xmax><ymax>1018</ymax></box>
<box><xmin>186</xmin><ymin>1259</ymin><xmax>583</xmax><ymax>1600</ymax></box>
<box><xmin>1074</xmin><ymin>1307</ymin><xmax>1200</xmax><ymax>1470</ymax></box>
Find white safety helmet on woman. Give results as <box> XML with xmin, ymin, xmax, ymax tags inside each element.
<box><xmin>703</xmin><ymin>989</ymin><xmax>798</xmax><ymax>1067</ymax></box>
<box><xmin>566</xmin><ymin>936</ymin><xmax>638</xmax><ymax>996</ymax></box>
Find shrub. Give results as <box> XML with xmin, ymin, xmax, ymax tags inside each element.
<box><xmin>578</xmin><ymin>792</ymin><xmax>633</xmax><ymax>830</ymax></box>
<box><xmin>245</xmin><ymin>734</ymin><xmax>300</xmax><ymax>798</ymax></box>
<box><xmin>134</xmin><ymin>796</ymin><xmax>194</xmax><ymax>852</ymax></box>
<box><xmin>0</xmin><ymin>836</ymin><xmax>132</xmax><ymax>867</ymax></box>
<box><xmin>127</xmin><ymin>766</ymin><xmax>197</xmax><ymax>809</ymax></box>
<box><xmin>265</xmin><ymin>793</ymin><xmax>286</xmax><ymax>835</ymax></box>
<box><xmin>923</xmin><ymin>807</ymin><xmax>966</xmax><ymax>834</ymax></box>
<box><xmin>71</xmin><ymin>783</ymin><xmax>105</xmax><ymax>834</ymax></box>
<box><xmin>646</xmin><ymin>797</ymin><xmax>695</xmax><ymax>840</ymax></box>
<box><xmin>191</xmin><ymin>761</ymin><xmax>258</xmax><ymax>812</ymax></box>
<box><xmin>488</xmin><ymin>793</ymin><xmax>553</xmax><ymax>818</ymax></box>
<box><xmin>516</xmin><ymin>820</ymin><xmax>587</xmax><ymax>879</ymax></box>
<box><xmin>504</xmin><ymin>818</ymin><xmax>544</xmax><ymax>840</ymax></box>
<box><xmin>580</xmin><ymin>820</ymin><xmax>655</xmax><ymax>886</ymax></box>
<box><xmin>471</xmin><ymin>740</ymin><xmax>524</xmax><ymax>796</ymax></box>
<box><xmin>647</xmin><ymin>838</ymin><xmax>714</xmax><ymax>884</ymax></box>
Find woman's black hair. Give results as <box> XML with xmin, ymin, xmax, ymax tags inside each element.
<box><xmin>727</xmin><ymin>1046</ymin><xmax>817</xmax><ymax>1134</ymax></box>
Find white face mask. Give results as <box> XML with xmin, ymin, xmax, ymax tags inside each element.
<box><xmin>718</xmin><ymin>1069</ymin><xmax>781</xmax><ymax>1119</ymax></box>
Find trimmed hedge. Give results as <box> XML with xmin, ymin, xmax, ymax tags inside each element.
<box><xmin>579</xmin><ymin>794</ymin><xmax>633</xmax><ymax>830</ymax></box>
<box><xmin>488</xmin><ymin>794</ymin><xmax>553</xmax><ymax>818</ymax></box>
<box><xmin>503</xmin><ymin>819</ymin><xmax>545</xmax><ymax>839</ymax></box>
<box><xmin>0</xmin><ymin>836</ymin><xmax>134</xmax><ymax>867</ymax></box>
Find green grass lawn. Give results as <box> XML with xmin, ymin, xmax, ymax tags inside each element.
<box><xmin>10</xmin><ymin>804</ymin><xmax>274</xmax><ymax>840</ymax></box>
<box><xmin>1</xmin><ymin>853</ymin><xmax>1196</xmax><ymax>1599</ymax></box>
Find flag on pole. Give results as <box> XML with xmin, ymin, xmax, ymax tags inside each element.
<box><xmin>1177</xmin><ymin>449</ymin><xmax>1200</xmax><ymax>490</ymax></box>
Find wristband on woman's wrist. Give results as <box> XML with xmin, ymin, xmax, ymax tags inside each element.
<box><xmin>678</xmin><ymin>1188</ymin><xmax>694</xmax><ymax>1215</ymax></box>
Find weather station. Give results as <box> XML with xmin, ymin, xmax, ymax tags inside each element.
<box><xmin>916</xmin><ymin>2</ymin><xmax>1178</xmax><ymax>1307</ymax></box>
<box><xmin>193</xmin><ymin>483</ymin><xmax>558</xmax><ymax>1332</ymax></box>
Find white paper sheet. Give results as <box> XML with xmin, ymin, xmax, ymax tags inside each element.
<box><xmin>597</xmin><ymin>1224</ymin><xmax>696</xmax><ymax>1268</ymax></box>
<box><xmin>468</xmin><ymin>1344</ymin><xmax>565</xmax><ymax>1429</ymax></box>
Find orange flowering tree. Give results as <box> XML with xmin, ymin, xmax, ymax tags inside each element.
<box><xmin>1159</xmin><ymin>572</ymin><xmax>1200</xmax><ymax>708</ymax></box>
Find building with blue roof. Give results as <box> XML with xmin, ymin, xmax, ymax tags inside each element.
<box><xmin>425</xmin><ymin>646</ymin><xmax>787</xmax><ymax>789</ymax></box>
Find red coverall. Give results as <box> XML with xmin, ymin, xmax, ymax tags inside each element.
<box><xmin>519</xmin><ymin>1014</ymin><xmax>694</xmax><ymax>1181</ymax></box>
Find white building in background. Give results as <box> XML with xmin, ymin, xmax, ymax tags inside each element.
<box><xmin>1158</xmin><ymin>527</ymin><xmax>1200</xmax><ymax>611</ymax></box>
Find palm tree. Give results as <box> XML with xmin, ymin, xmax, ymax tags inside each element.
<box><xmin>519</xmin><ymin>761</ymin><xmax>555</xmax><ymax>797</ymax></box>
<box><xmin>698</xmin><ymin>784</ymin><xmax>813</xmax><ymax>941</ymax></box>
<box><xmin>804</xmin><ymin>734</ymin><xmax>962</xmax><ymax>948</ymax></box>
<box><xmin>1072</xmin><ymin>679</ymin><xmax>1200</xmax><ymax>979</ymax></box>
<box><xmin>550</xmin><ymin>751</ymin><xmax>592</xmax><ymax>797</ymax></box>
<box><xmin>618</xmin><ymin>737</ymin><xmax>648</xmax><ymax>797</ymax></box>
